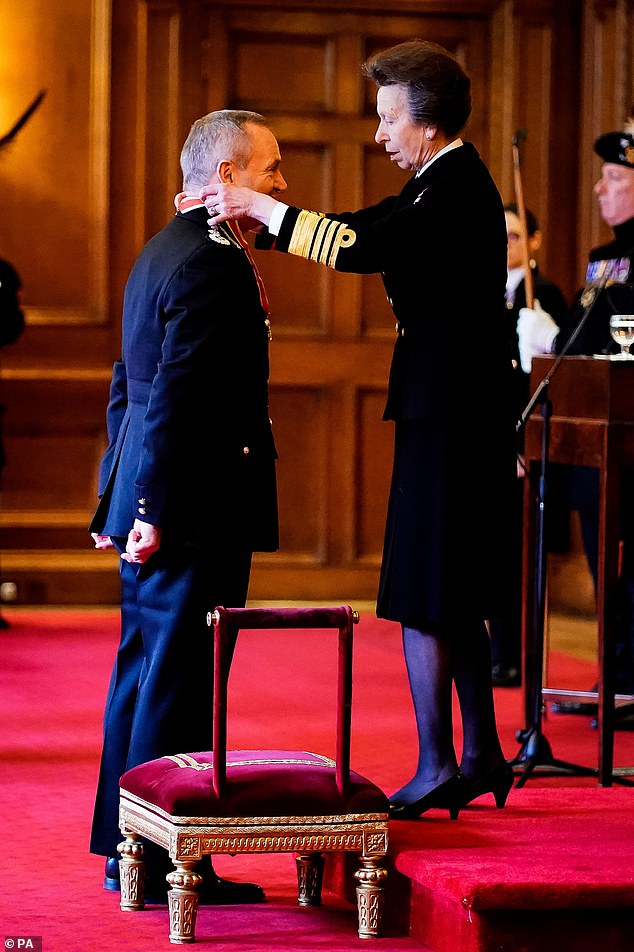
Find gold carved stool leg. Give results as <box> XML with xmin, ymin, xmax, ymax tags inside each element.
<box><xmin>355</xmin><ymin>855</ymin><xmax>388</xmax><ymax>938</ymax></box>
<box><xmin>118</xmin><ymin>835</ymin><xmax>146</xmax><ymax>911</ymax></box>
<box><xmin>167</xmin><ymin>860</ymin><xmax>202</xmax><ymax>944</ymax></box>
<box><xmin>295</xmin><ymin>853</ymin><xmax>325</xmax><ymax>906</ymax></box>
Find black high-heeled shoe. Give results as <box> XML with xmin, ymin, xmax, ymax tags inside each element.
<box><xmin>461</xmin><ymin>762</ymin><xmax>514</xmax><ymax>808</ymax></box>
<box><xmin>388</xmin><ymin>771</ymin><xmax>466</xmax><ymax>821</ymax></box>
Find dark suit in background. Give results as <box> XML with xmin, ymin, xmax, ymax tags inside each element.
<box><xmin>0</xmin><ymin>257</ymin><xmax>24</xmax><ymax>629</ymax></box>
<box><xmin>0</xmin><ymin>257</ymin><xmax>24</xmax><ymax>349</ymax></box>
<box><xmin>489</xmin><ymin>267</ymin><xmax>568</xmax><ymax>680</ymax></box>
<box><xmin>0</xmin><ymin>257</ymin><xmax>24</xmax><ymax>472</ymax></box>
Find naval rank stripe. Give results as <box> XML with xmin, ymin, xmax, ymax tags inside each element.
<box><xmin>311</xmin><ymin>216</ymin><xmax>332</xmax><ymax>263</ymax></box>
<box><xmin>288</xmin><ymin>210</ymin><xmax>357</xmax><ymax>269</ymax></box>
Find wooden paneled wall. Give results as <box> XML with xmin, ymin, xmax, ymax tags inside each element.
<box><xmin>0</xmin><ymin>0</ymin><xmax>632</xmax><ymax>605</ymax></box>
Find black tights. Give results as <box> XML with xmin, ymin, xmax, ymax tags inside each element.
<box><xmin>391</xmin><ymin>621</ymin><xmax>505</xmax><ymax>805</ymax></box>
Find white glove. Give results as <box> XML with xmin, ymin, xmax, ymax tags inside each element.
<box><xmin>517</xmin><ymin>299</ymin><xmax>559</xmax><ymax>373</ymax></box>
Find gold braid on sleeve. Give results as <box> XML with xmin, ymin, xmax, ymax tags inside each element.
<box><xmin>288</xmin><ymin>210</ymin><xmax>357</xmax><ymax>269</ymax></box>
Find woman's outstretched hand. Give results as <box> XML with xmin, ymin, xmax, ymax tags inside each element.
<box><xmin>201</xmin><ymin>183</ymin><xmax>278</xmax><ymax>227</ymax></box>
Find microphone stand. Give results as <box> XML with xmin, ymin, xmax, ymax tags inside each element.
<box><xmin>510</xmin><ymin>277</ymin><xmax>610</xmax><ymax>786</ymax></box>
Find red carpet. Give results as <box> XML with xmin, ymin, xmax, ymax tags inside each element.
<box><xmin>1</xmin><ymin>608</ymin><xmax>633</xmax><ymax>951</ymax></box>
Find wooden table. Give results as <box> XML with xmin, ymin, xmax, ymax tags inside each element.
<box><xmin>522</xmin><ymin>355</ymin><xmax>634</xmax><ymax>784</ymax></box>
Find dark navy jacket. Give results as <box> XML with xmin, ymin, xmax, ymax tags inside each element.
<box><xmin>90</xmin><ymin>208</ymin><xmax>278</xmax><ymax>552</ymax></box>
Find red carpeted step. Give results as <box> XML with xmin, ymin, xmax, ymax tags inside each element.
<box><xmin>390</xmin><ymin>786</ymin><xmax>634</xmax><ymax>952</ymax></box>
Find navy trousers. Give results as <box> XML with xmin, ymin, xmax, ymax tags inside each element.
<box><xmin>90</xmin><ymin>542</ymin><xmax>252</xmax><ymax>857</ymax></box>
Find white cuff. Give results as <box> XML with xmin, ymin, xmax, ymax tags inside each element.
<box><xmin>268</xmin><ymin>202</ymin><xmax>289</xmax><ymax>236</ymax></box>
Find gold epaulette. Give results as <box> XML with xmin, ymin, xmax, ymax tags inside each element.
<box><xmin>288</xmin><ymin>210</ymin><xmax>357</xmax><ymax>269</ymax></box>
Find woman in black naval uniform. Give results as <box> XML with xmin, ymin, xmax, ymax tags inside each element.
<box><xmin>204</xmin><ymin>41</ymin><xmax>517</xmax><ymax>818</ymax></box>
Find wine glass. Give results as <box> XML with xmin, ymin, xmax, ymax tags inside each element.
<box><xmin>609</xmin><ymin>314</ymin><xmax>634</xmax><ymax>358</ymax></box>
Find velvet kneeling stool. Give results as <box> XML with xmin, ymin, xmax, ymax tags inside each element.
<box><xmin>116</xmin><ymin>605</ymin><xmax>390</xmax><ymax>944</ymax></box>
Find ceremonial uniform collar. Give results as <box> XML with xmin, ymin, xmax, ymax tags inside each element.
<box><xmin>612</xmin><ymin>216</ymin><xmax>634</xmax><ymax>250</ymax></box>
<box><xmin>589</xmin><ymin>216</ymin><xmax>634</xmax><ymax>262</ymax></box>
<box><xmin>173</xmin><ymin>192</ymin><xmax>271</xmax><ymax>317</ymax></box>
<box><xmin>415</xmin><ymin>138</ymin><xmax>463</xmax><ymax>178</ymax></box>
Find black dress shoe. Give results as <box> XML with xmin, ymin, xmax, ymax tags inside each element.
<box><xmin>555</xmin><ymin>680</ymin><xmax>634</xmax><ymax>718</ymax></box>
<box><xmin>551</xmin><ymin>699</ymin><xmax>598</xmax><ymax>715</ymax></box>
<box><xmin>461</xmin><ymin>762</ymin><xmax>514</xmax><ymax>808</ymax></box>
<box><xmin>551</xmin><ymin>682</ymin><xmax>599</xmax><ymax>716</ymax></box>
<box><xmin>104</xmin><ymin>853</ymin><xmax>265</xmax><ymax>904</ymax></box>
<box><xmin>103</xmin><ymin>856</ymin><xmax>120</xmax><ymax>891</ymax></box>
<box><xmin>491</xmin><ymin>664</ymin><xmax>521</xmax><ymax>688</ymax></box>
<box><xmin>144</xmin><ymin>869</ymin><xmax>266</xmax><ymax>905</ymax></box>
<box><xmin>103</xmin><ymin>854</ymin><xmax>177</xmax><ymax>899</ymax></box>
<box><xmin>389</xmin><ymin>772</ymin><xmax>465</xmax><ymax>821</ymax></box>
<box><xmin>198</xmin><ymin>873</ymin><xmax>265</xmax><ymax>905</ymax></box>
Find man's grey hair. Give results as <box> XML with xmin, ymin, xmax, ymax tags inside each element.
<box><xmin>180</xmin><ymin>109</ymin><xmax>269</xmax><ymax>191</ymax></box>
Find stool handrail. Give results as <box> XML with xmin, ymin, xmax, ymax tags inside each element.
<box><xmin>209</xmin><ymin>605</ymin><xmax>358</xmax><ymax>800</ymax></box>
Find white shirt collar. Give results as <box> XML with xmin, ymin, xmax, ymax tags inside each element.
<box><xmin>415</xmin><ymin>138</ymin><xmax>463</xmax><ymax>177</ymax></box>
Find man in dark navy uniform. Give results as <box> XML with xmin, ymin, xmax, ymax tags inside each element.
<box><xmin>89</xmin><ymin>110</ymin><xmax>285</xmax><ymax>895</ymax></box>
<box><xmin>518</xmin><ymin>120</ymin><xmax>634</xmax><ymax>718</ymax></box>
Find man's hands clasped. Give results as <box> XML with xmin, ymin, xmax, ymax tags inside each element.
<box><xmin>121</xmin><ymin>519</ymin><xmax>161</xmax><ymax>564</ymax></box>
<box><xmin>92</xmin><ymin>519</ymin><xmax>161</xmax><ymax>565</ymax></box>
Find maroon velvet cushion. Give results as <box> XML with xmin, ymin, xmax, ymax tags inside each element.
<box><xmin>120</xmin><ymin>749</ymin><xmax>389</xmax><ymax>818</ymax></box>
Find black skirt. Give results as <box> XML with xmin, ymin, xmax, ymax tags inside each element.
<box><xmin>377</xmin><ymin>418</ymin><xmax>517</xmax><ymax>631</ymax></box>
